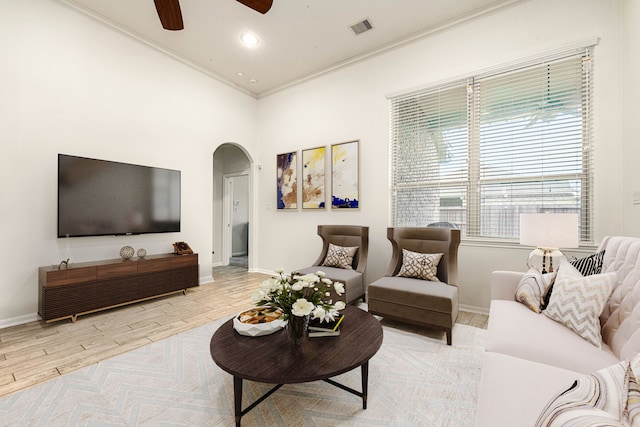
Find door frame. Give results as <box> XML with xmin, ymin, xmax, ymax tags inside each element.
<box><xmin>222</xmin><ymin>172</ymin><xmax>250</xmax><ymax>266</ymax></box>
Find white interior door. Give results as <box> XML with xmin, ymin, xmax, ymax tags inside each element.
<box><xmin>223</xmin><ymin>173</ymin><xmax>249</xmax><ymax>266</ymax></box>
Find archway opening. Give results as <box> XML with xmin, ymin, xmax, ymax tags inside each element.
<box><xmin>212</xmin><ymin>143</ymin><xmax>253</xmax><ymax>271</ymax></box>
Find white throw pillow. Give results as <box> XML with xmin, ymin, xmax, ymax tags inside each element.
<box><xmin>515</xmin><ymin>268</ymin><xmax>557</xmax><ymax>313</ymax></box>
<box><xmin>396</xmin><ymin>249</ymin><xmax>442</xmax><ymax>282</ymax></box>
<box><xmin>322</xmin><ymin>243</ymin><xmax>358</xmax><ymax>270</ymax></box>
<box><xmin>543</xmin><ymin>260</ymin><xmax>616</xmax><ymax>348</ymax></box>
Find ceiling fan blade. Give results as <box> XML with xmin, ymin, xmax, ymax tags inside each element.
<box><xmin>236</xmin><ymin>0</ymin><xmax>273</xmax><ymax>14</ymax></box>
<box><xmin>154</xmin><ymin>0</ymin><xmax>184</xmax><ymax>30</ymax></box>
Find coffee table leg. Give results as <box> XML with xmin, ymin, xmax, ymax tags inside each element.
<box><xmin>234</xmin><ymin>376</ymin><xmax>243</xmax><ymax>427</ymax></box>
<box><xmin>361</xmin><ymin>361</ymin><xmax>369</xmax><ymax>409</ymax></box>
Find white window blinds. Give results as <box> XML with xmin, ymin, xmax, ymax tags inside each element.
<box><xmin>390</xmin><ymin>46</ymin><xmax>594</xmax><ymax>243</ymax></box>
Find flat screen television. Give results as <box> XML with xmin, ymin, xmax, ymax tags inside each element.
<box><xmin>58</xmin><ymin>154</ymin><xmax>181</xmax><ymax>237</ymax></box>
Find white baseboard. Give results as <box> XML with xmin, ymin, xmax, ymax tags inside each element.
<box><xmin>0</xmin><ymin>313</ymin><xmax>39</xmax><ymax>329</ymax></box>
<box><xmin>251</xmin><ymin>268</ymin><xmax>276</xmax><ymax>275</ymax></box>
<box><xmin>459</xmin><ymin>304</ymin><xmax>489</xmax><ymax>315</ymax></box>
<box><xmin>199</xmin><ymin>275</ymin><xmax>213</xmax><ymax>284</ymax></box>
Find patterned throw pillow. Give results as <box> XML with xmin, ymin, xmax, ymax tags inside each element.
<box><xmin>322</xmin><ymin>243</ymin><xmax>358</xmax><ymax>270</ymax></box>
<box><xmin>535</xmin><ymin>359</ymin><xmax>631</xmax><ymax>427</ymax></box>
<box><xmin>515</xmin><ymin>268</ymin><xmax>557</xmax><ymax>313</ymax></box>
<box><xmin>543</xmin><ymin>260</ymin><xmax>616</xmax><ymax>348</ymax></box>
<box><xmin>570</xmin><ymin>250</ymin><xmax>605</xmax><ymax>276</ymax></box>
<box><xmin>396</xmin><ymin>249</ymin><xmax>443</xmax><ymax>281</ymax></box>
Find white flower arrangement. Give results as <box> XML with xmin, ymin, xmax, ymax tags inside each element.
<box><xmin>252</xmin><ymin>269</ymin><xmax>346</xmax><ymax>322</ymax></box>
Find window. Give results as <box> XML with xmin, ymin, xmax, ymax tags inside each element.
<box><xmin>389</xmin><ymin>46</ymin><xmax>594</xmax><ymax>244</ymax></box>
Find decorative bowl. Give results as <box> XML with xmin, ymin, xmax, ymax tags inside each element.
<box><xmin>232</xmin><ymin>307</ymin><xmax>286</xmax><ymax>337</ymax></box>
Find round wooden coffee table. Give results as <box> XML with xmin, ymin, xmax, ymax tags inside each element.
<box><xmin>210</xmin><ymin>305</ymin><xmax>383</xmax><ymax>426</ymax></box>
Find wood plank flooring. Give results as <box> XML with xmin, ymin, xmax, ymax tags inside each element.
<box><xmin>0</xmin><ymin>266</ymin><xmax>487</xmax><ymax>398</ymax></box>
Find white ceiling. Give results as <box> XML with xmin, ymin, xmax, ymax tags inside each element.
<box><xmin>59</xmin><ymin>0</ymin><xmax>523</xmax><ymax>98</ymax></box>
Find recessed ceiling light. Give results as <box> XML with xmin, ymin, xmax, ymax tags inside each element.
<box><xmin>241</xmin><ymin>32</ymin><xmax>259</xmax><ymax>47</ymax></box>
<box><xmin>237</xmin><ymin>72</ymin><xmax>244</xmax><ymax>77</ymax></box>
<box><xmin>249</xmin><ymin>78</ymin><xmax>257</xmax><ymax>84</ymax></box>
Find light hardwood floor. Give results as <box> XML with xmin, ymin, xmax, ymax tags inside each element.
<box><xmin>0</xmin><ymin>266</ymin><xmax>487</xmax><ymax>398</ymax></box>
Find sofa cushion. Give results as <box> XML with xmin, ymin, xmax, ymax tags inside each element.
<box><xmin>487</xmin><ymin>300</ymin><xmax>619</xmax><ymax>374</ymax></box>
<box><xmin>543</xmin><ymin>260</ymin><xmax>616</xmax><ymax>348</ymax></box>
<box><xmin>516</xmin><ymin>268</ymin><xmax>556</xmax><ymax>313</ymax></box>
<box><xmin>396</xmin><ymin>249</ymin><xmax>442</xmax><ymax>281</ymax></box>
<box><xmin>322</xmin><ymin>243</ymin><xmax>358</xmax><ymax>270</ymax></box>
<box><xmin>475</xmin><ymin>352</ymin><xmax>582</xmax><ymax>427</ymax></box>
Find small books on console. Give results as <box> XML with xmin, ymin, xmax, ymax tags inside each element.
<box><xmin>309</xmin><ymin>314</ymin><xmax>344</xmax><ymax>337</ymax></box>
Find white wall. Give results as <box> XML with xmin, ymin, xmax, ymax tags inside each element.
<box><xmin>254</xmin><ymin>0</ymin><xmax>627</xmax><ymax>312</ymax></box>
<box><xmin>624</xmin><ymin>0</ymin><xmax>640</xmax><ymax>235</ymax></box>
<box><xmin>1</xmin><ymin>0</ymin><xmax>634</xmax><ymax>326</ymax></box>
<box><xmin>0</xmin><ymin>0</ymin><xmax>257</xmax><ymax>326</ymax></box>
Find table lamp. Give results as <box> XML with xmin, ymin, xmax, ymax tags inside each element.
<box><xmin>519</xmin><ymin>213</ymin><xmax>579</xmax><ymax>273</ymax></box>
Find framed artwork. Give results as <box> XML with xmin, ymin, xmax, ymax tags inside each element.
<box><xmin>331</xmin><ymin>140</ymin><xmax>359</xmax><ymax>209</ymax></box>
<box><xmin>302</xmin><ymin>146</ymin><xmax>326</xmax><ymax>209</ymax></box>
<box><xmin>276</xmin><ymin>151</ymin><xmax>297</xmax><ymax>209</ymax></box>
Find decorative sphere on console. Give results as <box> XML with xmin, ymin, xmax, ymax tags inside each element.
<box><xmin>120</xmin><ymin>246</ymin><xmax>134</xmax><ymax>260</ymax></box>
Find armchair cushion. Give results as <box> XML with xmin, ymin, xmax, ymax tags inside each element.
<box><xmin>322</xmin><ymin>243</ymin><xmax>358</xmax><ymax>270</ymax></box>
<box><xmin>369</xmin><ymin>276</ymin><xmax>456</xmax><ymax>314</ymax></box>
<box><xmin>396</xmin><ymin>249</ymin><xmax>442</xmax><ymax>281</ymax></box>
<box><xmin>296</xmin><ymin>266</ymin><xmax>362</xmax><ymax>304</ymax></box>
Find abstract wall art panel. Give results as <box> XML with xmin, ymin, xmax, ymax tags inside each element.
<box><xmin>302</xmin><ymin>146</ymin><xmax>326</xmax><ymax>209</ymax></box>
<box><xmin>277</xmin><ymin>151</ymin><xmax>297</xmax><ymax>209</ymax></box>
<box><xmin>331</xmin><ymin>140</ymin><xmax>359</xmax><ymax>209</ymax></box>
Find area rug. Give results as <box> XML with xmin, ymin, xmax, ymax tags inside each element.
<box><xmin>0</xmin><ymin>315</ymin><xmax>486</xmax><ymax>426</ymax></box>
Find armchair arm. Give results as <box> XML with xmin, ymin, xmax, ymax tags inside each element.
<box><xmin>491</xmin><ymin>271</ymin><xmax>525</xmax><ymax>301</ymax></box>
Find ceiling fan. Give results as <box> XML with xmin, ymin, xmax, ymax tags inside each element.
<box><xmin>153</xmin><ymin>0</ymin><xmax>273</xmax><ymax>31</ymax></box>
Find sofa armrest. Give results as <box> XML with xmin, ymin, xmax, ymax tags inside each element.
<box><xmin>491</xmin><ymin>271</ymin><xmax>525</xmax><ymax>301</ymax></box>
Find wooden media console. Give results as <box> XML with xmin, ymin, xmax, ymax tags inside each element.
<box><xmin>38</xmin><ymin>253</ymin><xmax>199</xmax><ymax>323</ymax></box>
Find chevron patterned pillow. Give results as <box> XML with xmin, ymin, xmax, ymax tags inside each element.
<box><xmin>322</xmin><ymin>243</ymin><xmax>358</xmax><ymax>270</ymax></box>
<box><xmin>396</xmin><ymin>249</ymin><xmax>443</xmax><ymax>281</ymax></box>
<box><xmin>543</xmin><ymin>260</ymin><xmax>616</xmax><ymax>348</ymax></box>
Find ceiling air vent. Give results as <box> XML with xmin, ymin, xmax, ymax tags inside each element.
<box><xmin>350</xmin><ymin>18</ymin><xmax>373</xmax><ymax>36</ymax></box>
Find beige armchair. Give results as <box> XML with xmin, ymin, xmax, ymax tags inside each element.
<box><xmin>367</xmin><ymin>227</ymin><xmax>461</xmax><ymax>345</ymax></box>
<box><xmin>296</xmin><ymin>225</ymin><xmax>369</xmax><ymax>304</ymax></box>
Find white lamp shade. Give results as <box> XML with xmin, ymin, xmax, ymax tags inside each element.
<box><xmin>519</xmin><ymin>213</ymin><xmax>579</xmax><ymax>249</ymax></box>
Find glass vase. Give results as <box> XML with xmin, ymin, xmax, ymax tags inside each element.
<box><xmin>287</xmin><ymin>315</ymin><xmax>308</xmax><ymax>346</ymax></box>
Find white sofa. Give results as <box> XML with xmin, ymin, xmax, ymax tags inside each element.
<box><xmin>475</xmin><ymin>236</ymin><xmax>640</xmax><ymax>426</ymax></box>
